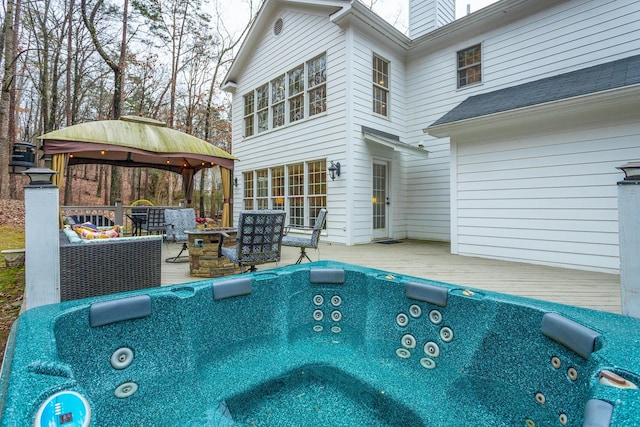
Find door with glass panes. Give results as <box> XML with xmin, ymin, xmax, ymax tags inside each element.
<box><xmin>372</xmin><ymin>160</ymin><xmax>389</xmax><ymax>239</ymax></box>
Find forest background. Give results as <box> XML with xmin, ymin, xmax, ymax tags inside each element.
<box><xmin>0</xmin><ymin>0</ymin><xmax>261</xmax><ymax>218</ymax></box>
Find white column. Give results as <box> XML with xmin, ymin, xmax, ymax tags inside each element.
<box><xmin>618</xmin><ymin>179</ymin><xmax>640</xmax><ymax>318</ymax></box>
<box><xmin>24</xmin><ymin>184</ymin><xmax>60</xmax><ymax>310</ymax></box>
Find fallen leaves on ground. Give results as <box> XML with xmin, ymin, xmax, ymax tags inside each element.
<box><xmin>0</xmin><ymin>199</ymin><xmax>25</xmax><ymax>227</ymax></box>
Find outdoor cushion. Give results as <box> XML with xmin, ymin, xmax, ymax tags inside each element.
<box><xmin>62</xmin><ymin>227</ymin><xmax>83</xmax><ymax>244</ymax></box>
<box><xmin>73</xmin><ymin>224</ymin><xmax>120</xmax><ymax>240</ymax></box>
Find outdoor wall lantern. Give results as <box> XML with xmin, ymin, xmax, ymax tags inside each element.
<box><xmin>234</xmin><ymin>177</ymin><xmax>238</xmax><ymax>187</ymax></box>
<box><xmin>21</xmin><ymin>167</ymin><xmax>58</xmax><ymax>186</ymax></box>
<box><xmin>8</xmin><ymin>142</ymin><xmax>36</xmax><ymax>174</ymax></box>
<box><xmin>617</xmin><ymin>162</ymin><xmax>640</xmax><ymax>181</ymax></box>
<box><xmin>328</xmin><ymin>161</ymin><xmax>341</xmax><ymax>181</ymax></box>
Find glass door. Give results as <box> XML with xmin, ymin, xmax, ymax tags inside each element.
<box><xmin>372</xmin><ymin>160</ymin><xmax>389</xmax><ymax>239</ymax></box>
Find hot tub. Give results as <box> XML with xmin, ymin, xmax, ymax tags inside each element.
<box><xmin>1</xmin><ymin>261</ymin><xmax>639</xmax><ymax>426</ymax></box>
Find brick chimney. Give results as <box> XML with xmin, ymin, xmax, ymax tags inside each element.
<box><xmin>409</xmin><ymin>0</ymin><xmax>455</xmax><ymax>38</ymax></box>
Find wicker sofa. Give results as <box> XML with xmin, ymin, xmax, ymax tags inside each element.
<box><xmin>59</xmin><ymin>229</ymin><xmax>162</xmax><ymax>301</ymax></box>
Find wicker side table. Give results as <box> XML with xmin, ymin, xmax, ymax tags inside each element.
<box><xmin>185</xmin><ymin>229</ymin><xmax>242</xmax><ymax>277</ymax></box>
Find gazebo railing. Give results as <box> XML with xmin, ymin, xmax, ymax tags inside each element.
<box><xmin>61</xmin><ymin>200</ymin><xmax>185</xmax><ymax>235</ymax></box>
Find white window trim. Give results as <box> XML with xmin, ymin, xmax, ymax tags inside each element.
<box><xmin>456</xmin><ymin>42</ymin><xmax>483</xmax><ymax>89</ymax></box>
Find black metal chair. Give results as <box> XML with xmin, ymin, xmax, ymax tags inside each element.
<box><xmin>282</xmin><ymin>209</ymin><xmax>327</xmax><ymax>264</ymax></box>
<box><xmin>126</xmin><ymin>207</ymin><xmax>148</xmax><ymax>236</ymax></box>
<box><xmin>218</xmin><ymin>210</ymin><xmax>286</xmax><ymax>272</ymax></box>
<box><xmin>145</xmin><ymin>207</ymin><xmax>166</xmax><ymax>235</ymax></box>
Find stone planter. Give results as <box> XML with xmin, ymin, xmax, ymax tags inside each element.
<box><xmin>2</xmin><ymin>249</ymin><xmax>25</xmax><ymax>268</ymax></box>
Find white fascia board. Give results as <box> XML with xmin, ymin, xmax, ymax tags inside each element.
<box><xmin>330</xmin><ymin>1</ymin><xmax>411</xmax><ymax>51</ymax></box>
<box><xmin>363</xmin><ymin>130</ymin><xmax>430</xmax><ymax>157</ymax></box>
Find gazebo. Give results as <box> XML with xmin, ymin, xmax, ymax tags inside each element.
<box><xmin>37</xmin><ymin>116</ymin><xmax>237</xmax><ymax>226</ymax></box>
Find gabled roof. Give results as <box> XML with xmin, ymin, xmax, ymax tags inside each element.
<box><xmin>427</xmin><ymin>54</ymin><xmax>640</xmax><ymax>133</ymax></box>
<box><xmin>222</xmin><ymin>0</ymin><xmax>348</xmax><ymax>91</ymax></box>
<box><xmin>222</xmin><ymin>0</ymin><xmax>564</xmax><ymax>91</ymax></box>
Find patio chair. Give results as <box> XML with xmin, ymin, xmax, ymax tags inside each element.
<box><xmin>164</xmin><ymin>208</ymin><xmax>196</xmax><ymax>263</ymax></box>
<box><xmin>126</xmin><ymin>207</ymin><xmax>148</xmax><ymax>236</ymax></box>
<box><xmin>218</xmin><ymin>210</ymin><xmax>286</xmax><ymax>272</ymax></box>
<box><xmin>145</xmin><ymin>207</ymin><xmax>166</xmax><ymax>235</ymax></box>
<box><xmin>282</xmin><ymin>209</ymin><xmax>327</xmax><ymax>264</ymax></box>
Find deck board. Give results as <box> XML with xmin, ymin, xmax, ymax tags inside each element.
<box><xmin>160</xmin><ymin>240</ymin><xmax>621</xmax><ymax>314</ymax></box>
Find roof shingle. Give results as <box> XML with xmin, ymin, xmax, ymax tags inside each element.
<box><xmin>430</xmin><ymin>54</ymin><xmax>640</xmax><ymax>127</ymax></box>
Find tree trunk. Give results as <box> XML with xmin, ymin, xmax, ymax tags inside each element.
<box><xmin>82</xmin><ymin>0</ymin><xmax>129</xmax><ymax>205</ymax></box>
<box><xmin>66</xmin><ymin>0</ymin><xmax>74</xmax><ymax>128</ymax></box>
<box><xmin>103</xmin><ymin>166</ymin><xmax>109</xmax><ymax>205</ymax></box>
<box><xmin>0</xmin><ymin>0</ymin><xmax>16</xmax><ymax>199</ymax></box>
<box><xmin>8</xmin><ymin>0</ymin><xmax>22</xmax><ymax>198</ymax></box>
<box><xmin>64</xmin><ymin>162</ymin><xmax>73</xmax><ymax>205</ymax></box>
<box><xmin>109</xmin><ymin>0</ymin><xmax>128</xmax><ymax>205</ymax></box>
<box><xmin>128</xmin><ymin>168</ymin><xmax>135</xmax><ymax>202</ymax></box>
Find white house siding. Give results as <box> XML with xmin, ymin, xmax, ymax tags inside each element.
<box><xmin>453</xmin><ymin>115</ymin><xmax>640</xmax><ymax>274</ymax></box>
<box><xmin>230</xmin><ymin>7</ymin><xmax>350</xmax><ymax>242</ymax></box>
<box><xmin>227</xmin><ymin>0</ymin><xmax>639</xmax><ymax>270</ymax></box>
<box><xmin>403</xmin><ymin>0</ymin><xmax>640</xmax><ymax>248</ymax></box>
<box><xmin>347</xmin><ymin>26</ymin><xmax>411</xmax><ymax>243</ymax></box>
<box><xmin>408</xmin><ymin>0</ymin><xmax>455</xmax><ymax>38</ymax></box>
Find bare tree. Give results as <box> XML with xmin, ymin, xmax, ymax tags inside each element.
<box><xmin>64</xmin><ymin>0</ymin><xmax>74</xmax><ymax>205</ymax></box>
<box><xmin>196</xmin><ymin>0</ymin><xmax>255</xmax><ymax>217</ymax></box>
<box><xmin>7</xmin><ymin>0</ymin><xmax>23</xmax><ymax>198</ymax></box>
<box><xmin>0</xmin><ymin>0</ymin><xmax>18</xmax><ymax>199</ymax></box>
<box><xmin>134</xmin><ymin>0</ymin><xmax>214</xmax><ymax>205</ymax></box>
<box><xmin>0</xmin><ymin>0</ymin><xmax>255</xmax><ymax>208</ymax></box>
<box><xmin>65</xmin><ymin>0</ymin><xmax>74</xmax><ymax>127</ymax></box>
<box><xmin>81</xmin><ymin>0</ymin><xmax>130</xmax><ymax>204</ymax></box>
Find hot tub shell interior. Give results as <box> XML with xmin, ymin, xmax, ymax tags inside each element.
<box><xmin>1</xmin><ymin>261</ymin><xmax>639</xmax><ymax>426</ymax></box>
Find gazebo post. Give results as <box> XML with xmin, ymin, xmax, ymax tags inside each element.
<box><xmin>115</xmin><ymin>199</ymin><xmax>124</xmax><ymax>226</ymax></box>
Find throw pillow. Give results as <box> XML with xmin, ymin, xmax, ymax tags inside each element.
<box><xmin>73</xmin><ymin>225</ymin><xmax>120</xmax><ymax>240</ymax></box>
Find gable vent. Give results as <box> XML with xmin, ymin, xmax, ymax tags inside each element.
<box><xmin>274</xmin><ymin>18</ymin><xmax>284</xmax><ymax>36</ymax></box>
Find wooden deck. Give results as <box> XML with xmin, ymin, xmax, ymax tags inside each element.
<box><xmin>160</xmin><ymin>239</ymin><xmax>622</xmax><ymax>314</ymax></box>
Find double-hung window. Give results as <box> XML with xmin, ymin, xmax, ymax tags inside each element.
<box><xmin>308</xmin><ymin>54</ymin><xmax>327</xmax><ymax>116</ymax></box>
<box><xmin>243</xmin><ymin>172</ymin><xmax>254</xmax><ymax>210</ymax></box>
<box><xmin>256</xmin><ymin>84</ymin><xmax>269</xmax><ymax>133</ymax></box>
<box><xmin>372</xmin><ymin>54</ymin><xmax>389</xmax><ymax>116</ymax></box>
<box><xmin>457</xmin><ymin>44</ymin><xmax>482</xmax><ymax>88</ymax></box>
<box><xmin>256</xmin><ymin>169</ymin><xmax>269</xmax><ymax>209</ymax></box>
<box><xmin>271</xmin><ymin>75</ymin><xmax>285</xmax><ymax>128</ymax></box>
<box><xmin>243</xmin><ymin>92</ymin><xmax>254</xmax><ymax>137</ymax></box>
<box><xmin>288</xmin><ymin>163</ymin><xmax>305</xmax><ymax>226</ymax></box>
<box><xmin>242</xmin><ymin>161</ymin><xmax>327</xmax><ymax>227</ymax></box>
<box><xmin>307</xmin><ymin>160</ymin><xmax>326</xmax><ymax>225</ymax></box>
<box><xmin>271</xmin><ymin>166</ymin><xmax>285</xmax><ymax>210</ymax></box>
<box><xmin>242</xmin><ymin>53</ymin><xmax>326</xmax><ymax>136</ymax></box>
<box><xmin>288</xmin><ymin>65</ymin><xmax>305</xmax><ymax>122</ymax></box>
